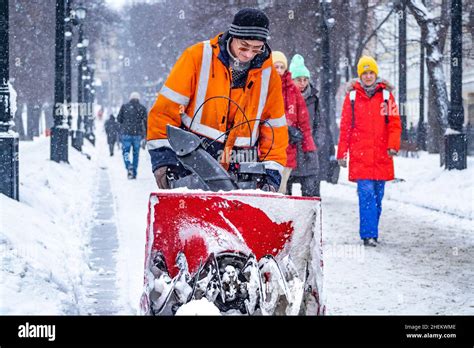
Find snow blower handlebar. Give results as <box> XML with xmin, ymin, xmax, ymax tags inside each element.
<box><xmin>167</xmin><ymin>125</ymin><xmax>269</xmax><ymax>191</ymax></box>
<box><xmin>165</xmin><ymin>95</ymin><xmax>277</xmax><ymax>191</ymax></box>
<box><xmin>167</xmin><ymin>125</ymin><xmax>239</xmax><ymax>191</ymax></box>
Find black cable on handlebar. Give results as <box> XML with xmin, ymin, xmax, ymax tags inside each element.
<box><xmin>207</xmin><ymin>118</ymin><xmax>275</xmax><ymax>162</ymax></box>
<box><xmin>189</xmin><ymin>95</ymin><xmax>253</xmax><ymax>147</ymax></box>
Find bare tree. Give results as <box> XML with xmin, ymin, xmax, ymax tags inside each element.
<box><xmin>407</xmin><ymin>0</ymin><xmax>450</xmax><ymax>155</ymax></box>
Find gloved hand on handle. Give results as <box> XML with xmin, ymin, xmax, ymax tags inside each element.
<box><xmin>387</xmin><ymin>148</ymin><xmax>398</xmax><ymax>157</ymax></box>
<box><xmin>337</xmin><ymin>159</ymin><xmax>347</xmax><ymax>168</ymax></box>
<box><xmin>153</xmin><ymin>166</ymin><xmax>169</xmax><ymax>189</ymax></box>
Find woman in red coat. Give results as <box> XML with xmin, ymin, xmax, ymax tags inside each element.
<box><xmin>337</xmin><ymin>56</ymin><xmax>402</xmax><ymax>247</ymax></box>
<box><xmin>272</xmin><ymin>51</ymin><xmax>316</xmax><ymax>194</ymax></box>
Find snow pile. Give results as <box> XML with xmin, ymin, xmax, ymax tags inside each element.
<box><xmin>333</xmin><ymin>152</ymin><xmax>474</xmax><ymax>219</ymax></box>
<box><xmin>322</xmin><ymin>151</ymin><xmax>474</xmax><ymax>315</ymax></box>
<box><xmin>175</xmin><ymin>298</ymin><xmax>221</xmax><ymax>315</ymax></box>
<box><xmin>0</xmin><ymin>138</ymin><xmax>97</xmax><ymax>314</ymax></box>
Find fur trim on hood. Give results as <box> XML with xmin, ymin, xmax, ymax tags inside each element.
<box><xmin>345</xmin><ymin>78</ymin><xmax>395</xmax><ymax>93</ymax></box>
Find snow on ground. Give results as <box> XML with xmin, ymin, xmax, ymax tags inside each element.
<box><xmin>321</xmin><ymin>153</ymin><xmax>474</xmax><ymax>314</ymax></box>
<box><xmin>0</xmin><ymin>137</ymin><xmax>97</xmax><ymax>314</ymax></box>
<box><xmin>1</xmin><ymin>124</ymin><xmax>473</xmax><ymax>315</ymax></box>
<box><xmin>98</xmin><ymin>123</ymin><xmax>155</xmax><ymax>314</ymax></box>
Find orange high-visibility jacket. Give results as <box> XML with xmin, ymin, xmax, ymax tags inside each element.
<box><xmin>147</xmin><ymin>33</ymin><xmax>288</xmax><ymax>173</ymax></box>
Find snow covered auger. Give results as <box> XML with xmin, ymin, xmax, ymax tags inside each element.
<box><xmin>140</xmin><ymin>124</ymin><xmax>325</xmax><ymax>315</ymax></box>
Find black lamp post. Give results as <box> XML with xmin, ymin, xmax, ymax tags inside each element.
<box><xmin>71</xmin><ymin>3</ymin><xmax>86</xmax><ymax>151</ymax></box>
<box><xmin>86</xmin><ymin>62</ymin><xmax>96</xmax><ymax>145</ymax></box>
<box><xmin>51</xmin><ymin>0</ymin><xmax>69</xmax><ymax>163</ymax></box>
<box><xmin>64</xmin><ymin>0</ymin><xmax>73</xmax><ymax>128</ymax></box>
<box><xmin>417</xmin><ymin>35</ymin><xmax>426</xmax><ymax>150</ymax></box>
<box><xmin>83</xmin><ymin>65</ymin><xmax>93</xmax><ymax>143</ymax></box>
<box><xmin>445</xmin><ymin>0</ymin><xmax>467</xmax><ymax>170</ymax></box>
<box><xmin>0</xmin><ymin>0</ymin><xmax>19</xmax><ymax>200</ymax></box>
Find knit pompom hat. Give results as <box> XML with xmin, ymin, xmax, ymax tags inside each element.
<box><xmin>272</xmin><ymin>51</ymin><xmax>288</xmax><ymax>70</ymax></box>
<box><xmin>289</xmin><ymin>54</ymin><xmax>310</xmax><ymax>79</ymax></box>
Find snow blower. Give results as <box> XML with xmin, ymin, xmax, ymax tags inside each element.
<box><xmin>140</xmin><ymin>115</ymin><xmax>324</xmax><ymax>316</ymax></box>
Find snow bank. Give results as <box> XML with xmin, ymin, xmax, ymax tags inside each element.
<box><xmin>0</xmin><ymin>138</ymin><xmax>97</xmax><ymax>314</ymax></box>
<box><xmin>333</xmin><ymin>152</ymin><xmax>473</xmax><ymax>220</ymax></box>
<box><xmin>175</xmin><ymin>298</ymin><xmax>221</xmax><ymax>315</ymax></box>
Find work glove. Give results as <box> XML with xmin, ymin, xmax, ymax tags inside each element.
<box><xmin>388</xmin><ymin>149</ymin><xmax>398</xmax><ymax>157</ymax></box>
<box><xmin>154</xmin><ymin>166</ymin><xmax>169</xmax><ymax>189</ymax></box>
<box><xmin>337</xmin><ymin>159</ymin><xmax>347</xmax><ymax>168</ymax></box>
<box><xmin>260</xmin><ymin>183</ymin><xmax>277</xmax><ymax>192</ymax></box>
<box><xmin>258</xmin><ymin>169</ymin><xmax>280</xmax><ymax>192</ymax></box>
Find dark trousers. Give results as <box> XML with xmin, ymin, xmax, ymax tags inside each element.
<box><xmin>357</xmin><ymin>180</ymin><xmax>386</xmax><ymax>240</ymax></box>
<box><xmin>287</xmin><ymin>175</ymin><xmax>321</xmax><ymax>197</ymax></box>
<box><xmin>108</xmin><ymin>142</ymin><xmax>115</xmax><ymax>156</ymax></box>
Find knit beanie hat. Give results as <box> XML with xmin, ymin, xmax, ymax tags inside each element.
<box><xmin>229</xmin><ymin>8</ymin><xmax>270</xmax><ymax>42</ymax></box>
<box><xmin>289</xmin><ymin>54</ymin><xmax>310</xmax><ymax>79</ymax></box>
<box><xmin>357</xmin><ymin>55</ymin><xmax>379</xmax><ymax>77</ymax></box>
<box><xmin>272</xmin><ymin>51</ymin><xmax>288</xmax><ymax>70</ymax></box>
<box><xmin>130</xmin><ymin>91</ymin><xmax>140</xmax><ymax>100</ymax></box>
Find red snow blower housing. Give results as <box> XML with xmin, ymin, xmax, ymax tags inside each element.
<box><xmin>140</xmin><ymin>99</ymin><xmax>325</xmax><ymax>315</ymax></box>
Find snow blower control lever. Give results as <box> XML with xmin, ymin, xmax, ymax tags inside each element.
<box><xmin>166</xmin><ymin>124</ymin><xmax>266</xmax><ymax>191</ymax></box>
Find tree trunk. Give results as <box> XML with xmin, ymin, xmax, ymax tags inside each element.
<box><xmin>25</xmin><ymin>102</ymin><xmax>41</xmax><ymax>140</ymax></box>
<box><xmin>407</xmin><ymin>0</ymin><xmax>450</xmax><ymax>159</ymax></box>
<box><xmin>427</xmin><ymin>87</ymin><xmax>441</xmax><ymax>153</ymax></box>
<box><xmin>13</xmin><ymin>101</ymin><xmax>25</xmax><ymax>140</ymax></box>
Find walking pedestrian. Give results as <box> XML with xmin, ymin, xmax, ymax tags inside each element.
<box><xmin>104</xmin><ymin>114</ymin><xmax>120</xmax><ymax>156</ymax></box>
<box><xmin>117</xmin><ymin>92</ymin><xmax>148</xmax><ymax>179</ymax></box>
<box><xmin>337</xmin><ymin>56</ymin><xmax>402</xmax><ymax>246</ymax></box>
<box><xmin>272</xmin><ymin>51</ymin><xmax>316</xmax><ymax>194</ymax></box>
<box><xmin>288</xmin><ymin>53</ymin><xmax>334</xmax><ymax>196</ymax></box>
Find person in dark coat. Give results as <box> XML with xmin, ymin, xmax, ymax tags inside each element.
<box><xmin>117</xmin><ymin>92</ymin><xmax>148</xmax><ymax>179</ymax></box>
<box><xmin>104</xmin><ymin>114</ymin><xmax>120</xmax><ymax>156</ymax></box>
<box><xmin>272</xmin><ymin>51</ymin><xmax>316</xmax><ymax>194</ymax></box>
<box><xmin>288</xmin><ymin>54</ymin><xmax>334</xmax><ymax>196</ymax></box>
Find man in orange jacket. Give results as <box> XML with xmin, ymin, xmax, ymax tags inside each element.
<box><xmin>147</xmin><ymin>8</ymin><xmax>288</xmax><ymax>191</ymax></box>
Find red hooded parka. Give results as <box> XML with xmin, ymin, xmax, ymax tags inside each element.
<box><xmin>337</xmin><ymin>80</ymin><xmax>402</xmax><ymax>182</ymax></box>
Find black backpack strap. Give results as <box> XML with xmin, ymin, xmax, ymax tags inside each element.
<box><xmin>383</xmin><ymin>89</ymin><xmax>390</xmax><ymax>125</ymax></box>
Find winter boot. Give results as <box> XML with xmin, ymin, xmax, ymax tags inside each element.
<box><xmin>127</xmin><ymin>167</ymin><xmax>134</xmax><ymax>179</ymax></box>
<box><xmin>363</xmin><ymin>238</ymin><xmax>377</xmax><ymax>247</ymax></box>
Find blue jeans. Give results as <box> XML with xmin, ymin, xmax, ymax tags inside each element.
<box><xmin>121</xmin><ymin>135</ymin><xmax>142</xmax><ymax>176</ymax></box>
<box><xmin>357</xmin><ymin>180</ymin><xmax>386</xmax><ymax>239</ymax></box>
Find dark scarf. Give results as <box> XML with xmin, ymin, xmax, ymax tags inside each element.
<box><xmin>301</xmin><ymin>84</ymin><xmax>312</xmax><ymax>100</ymax></box>
<box><xmin>218</xmin><ymin>32</ymin><xmax>271</xmax><ymax>89</ymax></box>
<box><xmin>360</xmin><ymin>77</ymin><xmax>382</xmax><ymax>97</ymax></box>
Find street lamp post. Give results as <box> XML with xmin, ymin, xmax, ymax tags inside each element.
<box><xmin>71</xmin><ymin>3</ymin><xmax>86</xmax><ymax>151</ymax></box>
<box><xmin>445</xmin><ymin>0</ymin><xmax>467</xmax><ymax>170</ymax></box>
<box><xmin>65</xmin><ymin>0</ymin><xmax>73</xmax><ymax>128</ymax></box>
<box><xmin>417</xmin><ymin>36</ymin><xmax>426</xmax><ymax>150</ymax></box>
<box><xmin>0</xmin><ymin>0</ymin><xmax>19</xmax><ymax>200</ymax></box>
<box><xmin>51</xmin><ymin>0</ymin><xmax>69</xmax><ymax>163</ymax></box>
<box><xmin>85</xmin><ymin>63</ymin><xmax>96</xmax><ymax>145</ymax></box>
<box><xmin>398</xmin><ymin>0</ymin><xmax>408</xmax><ymax>142</ymax></box>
